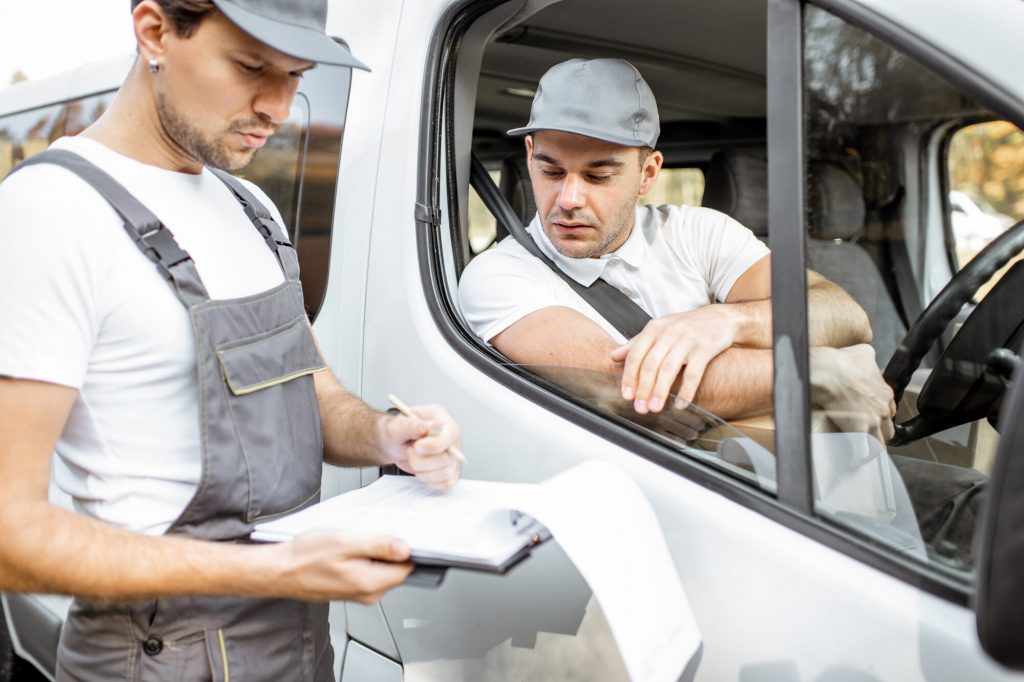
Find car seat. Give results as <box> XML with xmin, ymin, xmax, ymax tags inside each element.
<box><xmin>700</xmin><ymin>148</ymin><xmax>769</xmax><ymax>244</ymax></box>
<box><xmin>702</xmin><ymin>149</ymin><xmax>906</xmax><ymax>364</ymax></box>
<box><xmin>498</xmin><ymin>152</ymin><xmax>536</xmax><ymax>232</ymax></box>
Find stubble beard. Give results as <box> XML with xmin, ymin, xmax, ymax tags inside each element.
<box><xmin>155</xmin><ymin>88</ymin><xmax>259</xmax><ymax>171</ymax></box>
<box><xmin>547</xmin><ymin>186</ymin><xmax>640</xmax><ymax>259</ymax></box>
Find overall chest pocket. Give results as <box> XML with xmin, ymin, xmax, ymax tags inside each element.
<box><xmin>216</xmin><ymin>318</ymin><xmax>325</xmax><ymax>522</ymax></box>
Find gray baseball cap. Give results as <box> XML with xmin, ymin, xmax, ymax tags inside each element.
<box><xmin>211</xmin><ymin>0</ymin><xmax>368</xmax><ymax>70</ymax></box>
<box><xmin>508</xmin><ymin>59</ymin><xmax>659</xmax><ymax>148</ymax></box>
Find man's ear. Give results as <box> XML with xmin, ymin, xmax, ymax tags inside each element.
<box><xmin>524</xmin><ymin>135</ymin><xmax>535</xmax><ymax>178</ymax></box>
<box><xmin>637</xmin><ymin>150</ymin><xmax>664</xmax><ymax>197</ymax></box>
<box><xmin>133</xmin><ymin>0</ymin><xmax>173</xmax><ymax>66</ymax></box>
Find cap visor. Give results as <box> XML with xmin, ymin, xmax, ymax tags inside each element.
<box><xmin>216</xmin><ymin>1</ymin><xmax>369</xmax><ymax>70</ymax></box>
<box><xmin>507</xmin><ymin>124</ymin><xmax>653</xmax><ymax>148</ymax></box>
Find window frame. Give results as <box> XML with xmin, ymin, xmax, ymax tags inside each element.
<box><xmin>414</xmin><ymin>0</ymin><xmax>999</xmax><ymax>606</ymax></box>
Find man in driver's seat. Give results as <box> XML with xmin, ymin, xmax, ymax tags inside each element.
<box><xmin>459</xmin><ymin>58</ymin><xmax>896</xmax><ymax>439</ymax></box>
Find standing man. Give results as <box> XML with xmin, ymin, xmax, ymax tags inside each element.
<box><xmin>459</xmin><ymin>58</ymin><xmax>895</xmax><ymax>439</ymax></box>
<box><xmin>0</xmin><ymin>1</ymin><xmax>461</xmax><ymax>679</ymax></box>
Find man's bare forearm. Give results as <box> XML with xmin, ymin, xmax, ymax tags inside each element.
<box><xmin>0</xmin><ymin>500</ymin><xmax>282</xmax><ymax>599</ymax></box>
<box><xmin>314</xmin><ymin>371</ymin><xmax>388</xmax><ymax>467</ymax></box>
<box><xmin>807</xmin><ymin>279</ymin><xmax>872</xmax><ymax>347</ymax></box>
<box><xmin>713</xmin><ymin>283</ymin><xmax>869</xmax><ymax>351</ymax></box>
<box><xmin>689</xmin><ymin>347</ymin><xmax>774</xmax><ymax>419</ymax></box>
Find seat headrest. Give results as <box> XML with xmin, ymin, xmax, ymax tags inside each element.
<box><xmin>807</xmin><ymin>163</ymin><xmax>866</xmax><ymax>241</ymax></box>
<box><xmin>701</xmin><ymin>149</ymin><xmax>768</xmax><ymax>237</ymax></box>
<box><xmin>499</xmin><ymin>153</ymin><xmax>537</xmax><ymax>227</ymax></box>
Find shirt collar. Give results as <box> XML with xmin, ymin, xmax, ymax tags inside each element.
<box><xmin>528</xmin><ymin>208</ymin><xmax>649</xmax><ymax>286</ymax></box>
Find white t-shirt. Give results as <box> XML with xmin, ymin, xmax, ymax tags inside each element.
<box><xmin>459</xmin><ymin>204</ymin><xmax>770</xmax><ymax>345</ymax></box>
<box><xmin>0</xmin><ymin>136</ymin><xmax>288</xmax><ymax>536</ymax></box>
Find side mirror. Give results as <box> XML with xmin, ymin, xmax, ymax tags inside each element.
<box><xmin>975</xmin><ymin>354</ymin><xmax>1024</xmax><ymax>668</ymax></box>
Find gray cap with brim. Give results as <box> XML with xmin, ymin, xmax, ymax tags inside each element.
<box><xmin>508</xmin><ymin>58</ymin><xmax>659</xmax><ymax>148</ymax></box>
<box><xmin>212</xmin><ymin>0</ymin><xmax>369</xmax><ymax>70</ymax></box>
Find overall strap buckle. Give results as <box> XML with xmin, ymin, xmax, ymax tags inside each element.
<box><xmin>139</xmin><ymin>224</ymin><xmax>192</xmax><ymax>280</ymax></box>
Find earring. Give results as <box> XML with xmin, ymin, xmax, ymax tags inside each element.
<box><xmin>149</xmin><ymin>58</ymin><xmax>160</xmax><ymax>74</ymax></box>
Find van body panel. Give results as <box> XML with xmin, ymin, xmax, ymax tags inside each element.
<box><xmin>314</xmin><ymin>0</ymin><xmax>407</xmax><ymax>395</ymax></box>
<box><xmin>1</xmin><ymin>593</ymin><xmax>63</xmax><ymax>680</ymax></box>
<box><xmin>339</xmin><ymin>639</ymin><xmax>404</xmax><ymax>682</ymax></box>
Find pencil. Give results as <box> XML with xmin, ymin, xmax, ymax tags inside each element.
<box><xmin>387</xmin><ymin>393</ymin><xmax>467</xmax><ymax>463</ymax></box>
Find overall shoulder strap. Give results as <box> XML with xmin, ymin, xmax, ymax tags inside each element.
<box><xmin>209</xmin><ymin>169</ymin><xmax>300</xmax><ymax>281</ymax></box>
<box><xmin>469</xmin><ymin>153</ymin><xmax>652</xmax><ymax>339</ymax></box>
<box><xmin>8</xmin><ymin>149</ymin><xmax>209</xmax><ymax>307</ymax></box>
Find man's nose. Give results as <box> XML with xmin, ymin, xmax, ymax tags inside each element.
<box><xmin>253</xmin><ymin>74</ymin><xmax>296</xmax><ymax>126</ymax></box>
<box><xmin>557</xmin><ymin>174</ymin><xmax>586</xmax><ymax>212</ymax></box>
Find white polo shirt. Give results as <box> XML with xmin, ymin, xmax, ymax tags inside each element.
<box><xmin>459</xmin><ymin>204</ymin><xmax>770</xmax><ymax>344</ymax></box>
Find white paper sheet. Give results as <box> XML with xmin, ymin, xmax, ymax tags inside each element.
<box><xmin>254</xmin><ymin>477</ymin><xmax>541</xmax><ymax>565</ymax></box>
<box><xmin>524</xmin><ymin>460</ymin><xmax>700</xmax><ymax>682</ymax></box>
<box><xmin>391</xmin><ymin>462</ymin><xmax>701</xmax><ymax>681</ymax></box>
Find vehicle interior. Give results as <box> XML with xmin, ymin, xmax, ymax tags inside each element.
<box><xmin>443</xmin><ymin>0</ymin><xmax>1024</xmax><ymax>578</ymax></box>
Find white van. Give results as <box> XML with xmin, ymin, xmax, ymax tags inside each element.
<box><xmin>2</xmin><ymin>0</ymin><xmax>1024</xmax><ymax>679</ymax></box>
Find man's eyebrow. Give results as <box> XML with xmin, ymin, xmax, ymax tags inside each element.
<box><xmin>586</xmin><ymin>158</ymin><xmax>625</xmax><ymax>169</ymax></box>
<box><xmin>532</xmin><ymin>152</ymin><xmax>625</xmax><ymax>169</ymax></box>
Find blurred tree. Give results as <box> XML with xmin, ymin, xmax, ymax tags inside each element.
<box><xmin>949</xmin><ymin>121</ymin><xmax>1024</xmax><ymax>220</ymax></box>
<box><xmin>10</xmin><ymin>70</ymin><xmax>27</xmax><ymax>85</ymax></box>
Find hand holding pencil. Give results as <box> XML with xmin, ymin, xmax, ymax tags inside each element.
<box><xmin>379</xmin><ymin>394</ymin><xmax>464</xmax><ymax>490</ymax></box>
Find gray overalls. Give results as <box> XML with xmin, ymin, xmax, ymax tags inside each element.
<box><xmin>13</xmin><ymin>150</ymin><xmax>334</xmax><ymax>681</ymax></box>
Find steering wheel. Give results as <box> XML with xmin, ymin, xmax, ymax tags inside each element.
<box><xmin>883</xmin><ymin>217</ymin><xmax>1024</xmax><ymax>444</ymax></box>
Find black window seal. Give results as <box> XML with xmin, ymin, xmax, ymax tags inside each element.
<box><xmin>414</xmin><ymin>0</ymin><xmax>972</xmax><ymax>607</ymax></box>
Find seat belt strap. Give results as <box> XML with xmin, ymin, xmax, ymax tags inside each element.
<box><xmin>877</xmin><ymin>192</ymin><xmax>923</xmax><ymax>326</ymax></box>
<box><xmin>469</xmin><ymin>153</ymin><xmax>652</xmax><ymax>340</ymax></box>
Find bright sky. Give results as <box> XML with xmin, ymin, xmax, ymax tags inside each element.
<box><xmin>0</xmin><ymin>3</ymin><xmax>137</xmax><ymax>88</ymax></box>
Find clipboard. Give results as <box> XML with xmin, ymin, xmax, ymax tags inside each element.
<box><xmin>404</xmin><ymin>528</ymin><xmax>549</xmax><ymax>588</ymax></box>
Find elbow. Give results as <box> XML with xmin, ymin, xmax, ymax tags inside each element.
<box><xmin>852</xmin><ymin>306</ymin><xmax>873</xmax><ymax>346</ymax></box>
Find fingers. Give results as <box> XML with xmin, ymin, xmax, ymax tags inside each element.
<box><xmin>386</xmin><ymin>413</ymin><xmax>433</xmax><ymax>444</ymax></box>
<box><xmin>343</xmin><ymin>558</ymin><xmax>415</xmax><ymax>605</ymax></box>
<box><xmin>633</xmin><ymin>339</ymin><xmax>677</xmax><ymax>413</ymax></box>
<box><xmin>617</xmin><ymin>332</ymin><xmax>655</xmax><ymax>403</ymax></box>
<box><xmin>618</xmin><ymin>328</ymin><xmax>690</xmax><ymax>414</ymax></box>
<box><xmin>402</xmin><ymin>405</ymin><xmax>462</xmax><ymax>490</ymax></box>
<box><xmin>389</xmin><ymin>405</ymin><xmax>461</xmax><ymax>453</ymax></box>
<box><xmin>615</xmin><ymin>313</ymin><xmax>736</xmax><ymax>415</ymax></box>
<box><xmin>400</xmin><ymin>449</ymin><xmax>461</xmax><ymax>490</ymax></box>
<box><xmin>382</xmin><ymin>404</ymin><xmax>463</xmax><ymax>490</ymax></box>
<box><xmin>340</xmin><ymin>533</ymin><xmax>412</xmax><ymax>563</ymax></box>
<box><xmin>278</xmin><ymin>531</ymin><xmax>415</xmax><ymax>603</ymax></box>
<box><xmin>621</xmin><ymin>340</ymin><xmax>710</xmax><ymax>414</ymax></box>
<box><xmin>609</xmin><ymin>338</ymin><xmax>633</xmax><ymax>363</ymax></box>
<box><xmin>674</xmin><ymin>353</ymin><xmax>711</xmax><ymax>408</ymax></box>
<box><xmin>881</xmin><ymin>415</ymin><xmax>895</xmax><ymax>443</ymax></box>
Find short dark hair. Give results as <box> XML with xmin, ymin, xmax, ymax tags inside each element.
<box><xmin>131</xmin><ymin>0</ymin><xmax>217</xmax><ymax>37</ymax></box>
<box><xmin>638</xmin><ymin>146</ymin><xmax>655</xmax><ymax>167</ymax></box>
